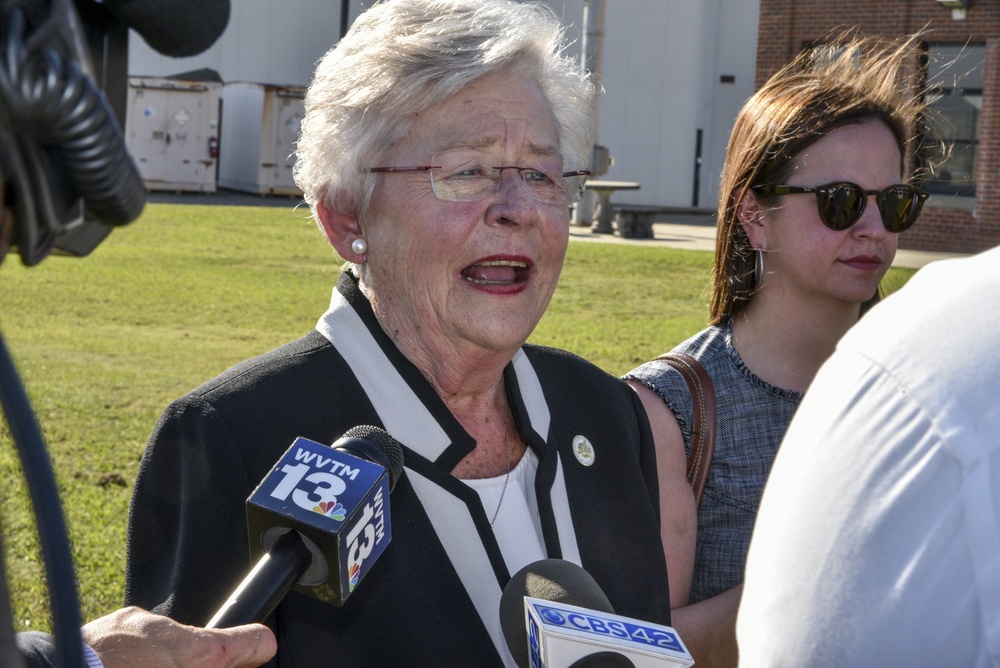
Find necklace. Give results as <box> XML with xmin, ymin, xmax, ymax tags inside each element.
<box><xmin>490</xmin><ymin>407</ymin><xmax>512</xmax><ymax>528</ymax></box>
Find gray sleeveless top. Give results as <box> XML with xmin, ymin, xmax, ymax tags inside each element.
<box><xmin>624</xmin><ymin>320</ymin><xmax>802</xmax><ymax>603</ymax></box>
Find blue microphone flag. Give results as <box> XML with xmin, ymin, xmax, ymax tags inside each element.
<box><xmin>246</xmin><ymin>436</ymin><xmax>392</xmax><ymax>606</ymax></box>
<box><xmin>525</xmin><ymin>596</ymin><xmax>694</xmax><ymax>667</ymax></box>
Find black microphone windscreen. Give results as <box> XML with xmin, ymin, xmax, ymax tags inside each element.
<box><xmin>105</xmin><ymin>0</ymin><xmax>230</xmax><ymax>57</ymax></box>
<box><xmin>339</xmin><ymin>425</ymin><xmax>404</xmax><ymax>490</ymax></box>
<box><xmin>500</xmin><ymin>559</ymin><xmax>615</xmax><ymax>668</ymax></box>
<box><xmin>570</xmin><ymin>652</ymin><xmax>636</xmax><ymax>667</ymax></box>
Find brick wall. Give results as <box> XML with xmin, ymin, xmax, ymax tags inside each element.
<box><xmin>758</xmin><ymin>0</ymin><xmax>1000</xmax><ymax>253</ymax></box>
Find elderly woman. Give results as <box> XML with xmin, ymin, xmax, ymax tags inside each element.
<box><xmin>124</xmin><ymin>1</ymin><xmax>672</xmax><ymax>665</ymax></box>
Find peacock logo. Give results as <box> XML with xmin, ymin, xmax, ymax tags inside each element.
<box><xmin>313</xmin><ymin>500</ymin><xmax>346</xmax><ymax>521</ymax></box>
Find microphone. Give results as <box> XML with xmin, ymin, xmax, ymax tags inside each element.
<box><xmin>206</xmin><ymin>425</ymin><xmax>404</xmax><ymax>629</ymax></box>
<box><xmin>499</xmin><ymin>560</ymin><xmax>693</xmax><ymax>668</ymax></box>
<box><xmin>104</xmin><ymin>0</ymin><xmax>231</xmax><ymax>57</ymax></box>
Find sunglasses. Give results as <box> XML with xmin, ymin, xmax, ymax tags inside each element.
<box><xmin>752</xmin><ymin>182</ymin><xmax>929</xmax><ymax>233</ymax></box>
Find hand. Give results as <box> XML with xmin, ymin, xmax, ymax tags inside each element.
<box><xmin>81</xmin><ymin>607</ymin><xmax>277</xmax><ymax>668</ymax></box>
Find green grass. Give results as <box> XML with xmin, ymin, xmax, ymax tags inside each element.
<box><xmin>534</xmin><ymin>242</ymin><xmax>715</xmax><ymax>373</ymax></box>
<box><xmin>0</xmin><ymin>202</ymin><xmax>916</xmax><ymax>632</ymax></box>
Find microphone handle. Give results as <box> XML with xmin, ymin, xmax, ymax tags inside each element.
<box><xmin>206</xmin><ymin>530</ymin><xmax>313</xmax><ymax>628</ymax></box>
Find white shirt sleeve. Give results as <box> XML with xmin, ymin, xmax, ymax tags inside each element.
<box><xmin>737</xmin><ymin>349</ymin><xmax>1000</xmax><ymax>667</ymax></box>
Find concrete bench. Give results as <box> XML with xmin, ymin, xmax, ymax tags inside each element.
<box><xmin>615</xmin><ymin>205</ymin><xmax>664</xmax><ymax>239</ymax></box>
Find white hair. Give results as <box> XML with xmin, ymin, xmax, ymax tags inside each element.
<box><xmin>293</xmin><ymin>0</ymin><xmax>597</xmax><ymax>223</ymax></box>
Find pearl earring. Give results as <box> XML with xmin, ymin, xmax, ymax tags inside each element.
<box><xmin>351</xmin><ymin>238</ymin><xmax>368</xmax><ymax>255</ymax></box>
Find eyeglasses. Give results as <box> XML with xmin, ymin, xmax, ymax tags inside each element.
<box><xmin>369</xmin><ymin>150</ymin><xmax>590</xmax><ymax>206</ymax></box>
<box><xmin>752</xmin><ymin>182</ymin><xmax>929</xmax><ymax>233</ymax></box>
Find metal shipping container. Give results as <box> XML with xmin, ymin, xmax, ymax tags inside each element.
<box><xmin>218</xmin><ymin>82</ymin><xmax>305</xmax><ymax>197</ymax></box>
<box><xmin>125</xmin><ymin>76</ymin><xmax>221</xmax><ymax>193</ymax></box>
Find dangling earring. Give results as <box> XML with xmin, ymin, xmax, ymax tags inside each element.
<box><xmin>754</xmin><ymin>246</ymin><xmax>765</xmax><ymax>288</ymax></box>
<box><xmin>351</xmin><ymin>237</ymin><xmax>368</xmax><ymax>256</ymax></box>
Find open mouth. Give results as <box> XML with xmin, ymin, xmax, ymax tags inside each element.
<box><xmin>460</xmin><ymin>259</ymin><xmax>530</xmax><ymax>285</ymax></box>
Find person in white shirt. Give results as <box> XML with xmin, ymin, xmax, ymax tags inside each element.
<box><xmin>737</xmin><ymin>245</ymin><xmax>1000</xmax><ymax>667</ymax></box>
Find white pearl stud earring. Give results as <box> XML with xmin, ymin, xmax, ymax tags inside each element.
<box><xmin>351</xmin><ymin>238</ymin><xmax>368</xmax><ymax>255</ymax></box>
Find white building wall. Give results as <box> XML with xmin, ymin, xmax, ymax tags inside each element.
<box><xmin>546</xmin><ymin>0</ymin><xmax>759</xmax><ymax>209</ymax></box>
<box><xmin>604</xmin><ymin>1</ymin><xmax>709</xmax><ymax>208</ymax></box>
<box><xmin>703</xmin><ymin>0</ymin><xmax>762</xmax><ymax>208</ymax></box>
<box><xmin>128</xmin><ymin>0</ymin><xmax>367</xmax><ymax>85</ymax></box>
<box><xmin>128</xmin><ymin>0</ymin><xmax>759</xmax><ymax>211</ymax></box>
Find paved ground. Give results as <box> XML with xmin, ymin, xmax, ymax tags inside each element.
<box><xmin>567</xmin><ymin>210</ymin><xmax>967</xmax><ymax>270</ymax></box>
<box><xmin>148</xmin><ymin>189</ymin><xmax>966</xmax><ymax>270</ymax></box>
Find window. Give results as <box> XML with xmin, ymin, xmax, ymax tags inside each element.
<box><xmin>922</xmin><ymin>44</ymin><xmax>984</xmax><ymax>197</ymax></box>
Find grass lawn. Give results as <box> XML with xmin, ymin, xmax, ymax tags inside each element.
<box><xmin>0</xmin><ymin>202</ymin><xmax>916</xmax><ymax>631</ymax></box>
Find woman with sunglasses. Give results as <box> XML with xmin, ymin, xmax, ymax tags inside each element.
<box><xmin>624</xmin><ymin>32</ymin><xmax>929</xmax><ymax>666</ymax></box>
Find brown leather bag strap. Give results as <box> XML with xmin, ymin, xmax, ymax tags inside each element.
<box><xmin>653</xmin><ymin>352</ymin><xmax>717</xmax><ymax>510</ymax></box>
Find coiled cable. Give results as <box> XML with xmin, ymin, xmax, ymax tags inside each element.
<box><xmin>0</xmin><ymin>1</ymin><xmax>146</xmax><ymax>265</ymax></box>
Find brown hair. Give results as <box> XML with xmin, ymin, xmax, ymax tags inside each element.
<box><xmin>710</xmin><ymin>31</ymin><xmax>927</xmax><ymax>324</ymax></box>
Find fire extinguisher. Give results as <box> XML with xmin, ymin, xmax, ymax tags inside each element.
<box><xmin>208</xmin><ymin>136</ymin><xmax>219</xmax><ymax>159</ymax></box>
